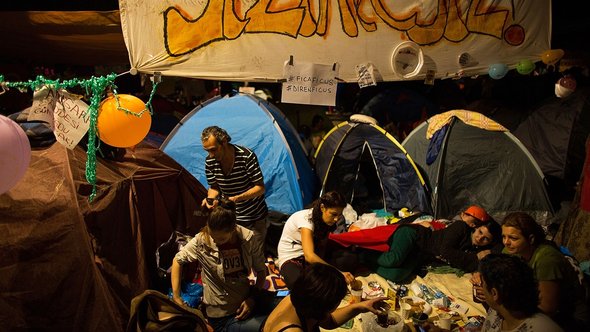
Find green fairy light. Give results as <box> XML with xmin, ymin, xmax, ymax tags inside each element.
<box><xmin>0</xmin><ymin>72</ymin><xmax>160</xmax><ymax>202</ymax></box>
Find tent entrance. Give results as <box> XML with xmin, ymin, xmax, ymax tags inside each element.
<box><xmin>351</xmin><ymin>145</ymin><xmax>384</xmax><ymax>214</ymax></box>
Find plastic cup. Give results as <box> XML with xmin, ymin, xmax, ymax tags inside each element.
<box><xmin>400</xmin><ymin>303</ymin><xmax>412</xmax><ymax>320</ymax></box>
<box><xmin>350</xmin><ymin>289</ymin><xmax>363</xmax><ymax>303</ymax></box>
<box><xmin>436</xmin><ymin>313</ymin><xmax>452</xmax><ymax>330</ymax></box>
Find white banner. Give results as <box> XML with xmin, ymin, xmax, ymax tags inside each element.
<box><xmin>119</xmin><ymin>0</ymin><xmax>551</xmax><ymax>82</ymax></box>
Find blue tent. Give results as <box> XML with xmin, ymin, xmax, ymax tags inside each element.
<box><xmin>161</xmin><ymin>94</ymin><xmax>317</xmax><ymax>215</ymax></box>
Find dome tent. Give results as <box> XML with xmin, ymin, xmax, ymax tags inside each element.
<box><xmin>314</xmin><ymin>115</ymin><xmax>431</xmax><ymax>215</ymax></box>
<box><xmin>161</xmin><ymin>94</ymin><xmax>317</xmax><ymax>215</ymax></box>
<box><xmin>402</xmin><ymin>110</ymin><xmax>554</xmax><ymax>224</ymax></box>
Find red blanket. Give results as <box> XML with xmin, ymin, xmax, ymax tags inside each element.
<box><xmin>329</xmin><ymin>221</ymin><xmax>446</xmax><ymax>252</ymax></box>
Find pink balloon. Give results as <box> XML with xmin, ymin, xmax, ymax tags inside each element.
<box><xmin>558</xmin><ymin>76</ymin><xmax>577</xmax><ymax>91</ymax></box>
<box><xmin>0</xmin><ymin>115</ymin><xmax>31</xmax><ymax>194</ymax></box>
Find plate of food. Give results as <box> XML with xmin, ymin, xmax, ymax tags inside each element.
<box><xmin>401</xmin><ymin>296</ymin><xmax>432</xmax><ymax>315</ymax></box>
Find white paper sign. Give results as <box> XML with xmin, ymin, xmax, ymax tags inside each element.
<box><xmin>53</xmin><ymin>91</ymin><xmax>90</xmax><ymax>149</ymax></box>
<box><xmin>28</xmin><ymin>87</ymin><xmax>57</xmax><ymax>124</ymax></box>
<box><xmin>356</xmin><ymin>63</ymin><xmax>377</xmax><ymax>88</ymax></box>
<box><xmin>281</xmin><ymin>61</ymin><xmax>337</xmax><ymax>106</ymax></box>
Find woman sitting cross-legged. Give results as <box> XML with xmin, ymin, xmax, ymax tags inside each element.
<box><xmin>261</xmin><ymin>263</ymin><xmax>387</xmax><ymax>332</ymax></box>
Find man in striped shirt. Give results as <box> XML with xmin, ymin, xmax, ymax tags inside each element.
<box><xmin>201</xmin><ymin>126</ymin><xmax>269</xmax><ymax>254</ymax></box>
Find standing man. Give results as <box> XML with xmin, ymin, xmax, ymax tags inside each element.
<box><xmin>201</xmin><ymin>126</ymin><xmax>268</xmax><ymax>254</ymax></box>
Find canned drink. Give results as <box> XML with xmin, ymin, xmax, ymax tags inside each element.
<box><xmin>397</xmin><ymin>285</ymin><xmax>408</xmax><ymax>298</ymax></box>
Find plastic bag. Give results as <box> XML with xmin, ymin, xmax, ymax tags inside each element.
<box><xmin>168</xmin><ymin>281</ymin><xmax>203</xmax><ymax>308</ymax></box>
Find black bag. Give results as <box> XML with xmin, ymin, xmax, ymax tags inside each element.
<box><xmin>156</xmin><ymin>231</ymin><xmax>194</xmax><ymax>279</ymax></box>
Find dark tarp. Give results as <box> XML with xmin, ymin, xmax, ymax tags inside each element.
<box><xmin>314</xmin><ymin>120</ymin><xmax>431</xmax><ymax>215</ymax></box>
<box><xmin>0</xmin><ymin>10</ymin><xmax>128</xmax><ymax>66</ymax></box>
<box><xmin>514</xmin><ymin>87</ymin><xmax>590</xmax><ymax>185</ymax></box>
<box><xmin>556</xmin><ymin>136</ymin><xmax>590</xmax><ymax>262</ymax></box>
<box><xmin>0</xmin><ymin>143</ymin><xmax>207</xmax><ymax>331</ymax></box>
<box><xmin>402</xmin><ymin>113</ymin><xmax>554</xmax><ymax>224</ymax></box>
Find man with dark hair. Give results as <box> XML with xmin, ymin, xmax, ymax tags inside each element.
<box><xmin>201</xmin><ymin>125</ymin><xmax>268</xmax><ymax>255</ymax></box>
<box><xmin>479</xmin><ymin>254</ymin><xmax>562</xmax><ymax>332</ymax></box>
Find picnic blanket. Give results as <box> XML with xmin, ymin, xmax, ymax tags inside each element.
<box><xmin>321</xmin><ymin>272</ymin><xmax>486</xmax><ymax>332</ymax></box>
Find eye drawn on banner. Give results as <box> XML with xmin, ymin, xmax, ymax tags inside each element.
<box><xmin>281</xmin><ymin>60</ymin><xmax>338</xmax><ymax>106</ymax></box>
<box><xmin>120</xmin><ymin>0</ymin><xmax>550</xmax><ymax>81</ymax></box>
<box><xmin>53</xmin><ymin>91</ymin><xmax>90</xmax><ymax>149</ymax></box>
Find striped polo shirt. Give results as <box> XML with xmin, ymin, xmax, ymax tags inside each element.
<box><xmin>205</xmin><ymin>145</ymin><xmax>268</xmax><ymax>224</ymax></box>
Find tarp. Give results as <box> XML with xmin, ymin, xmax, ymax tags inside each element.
<box><xmin>118</xmin><ymin>0</ymin><xmax>551</xmax><ymax>82</ymax></box>
<box><xmin>514</xmin><ymin>87</ymin><xmax>590</xmax><ymax>182</ymax></box>
<box><xmin>161</xmin><ymin>94</ymin><xmax>318</xmax><ymax>215</ymax></box>
<box><xmin>556</xmin><ymin>136</ymin><xmax>590</xmax><ymax>262</ymax></box>
<box><xmin>402</xmin><ymin>110</ymin><xmax>554</xmax><ymax>224</ymax></box>
<box><xmin>0</xmin><ymin>143</ymin><xmax>207</xmax><ymax>331</ymax></box>
<box><xmin>0</xmin><ymin>10</ymin><xmax>128</xmax><ymax>66</ymax></box>
<box><xmin>314</xmin><ymin>118</ymin><xmax>431</xmax><ymax>215</ymax></box>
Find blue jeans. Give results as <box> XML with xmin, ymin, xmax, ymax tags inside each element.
<box><xmin>208</xmin><ymin>313</ymin><xmax>267</xmax><ymax>332</ymax></box>
<box><xmin>208</xmin><ymin>292</ymin><xmax>281</xmax><ymax>332</ymax></box>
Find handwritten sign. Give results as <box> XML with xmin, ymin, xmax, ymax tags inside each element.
<box><xmin>53</xmin><ymin>91</ymin><xmax>90</xmax><ymax>149</ymax></box>
<box><xmin>281</xmin><ymin>61</ymin><xmax>337</xmax><ymax>106</ymax></box>
<box><xmin>28</xmin><ymin>87</ymin><xmax>56</xmax><ymax>124</ymax></box>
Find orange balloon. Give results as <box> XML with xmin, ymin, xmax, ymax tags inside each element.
<box><xmin>97</xmin><ymin>94</ymin><xmax>151</xmax><ymax>148</ymax></box>
<box><xmin>541</xmin><ymin>49</ymin><xmax>565</xmax><ymax>65</ymax></box>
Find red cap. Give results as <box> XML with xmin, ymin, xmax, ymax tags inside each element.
<box><xmin>464</xmin><ymin>205</ymin><xmax>490</xmax><ymax>223</ymax></box>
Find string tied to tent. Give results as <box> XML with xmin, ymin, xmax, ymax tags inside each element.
<box><xmin>0</xmin><ymin>72</ymin><xmax>161</xmax><ymax>202</ymax></box>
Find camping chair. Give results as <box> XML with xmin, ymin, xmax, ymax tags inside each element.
<box><xmin>127</xmin><ymin>289</ymin><xmax>209</xmax><ymax>332</ymax></box>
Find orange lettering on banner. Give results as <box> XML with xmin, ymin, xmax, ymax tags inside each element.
<box><xmin>245</xmin><ymin>0</ymin><xmax>304</xmax><ymax>37</ymax></box>
<box><xmin>443</xmin><ymin>0</ymin><xmax>469</xmax><ymax>42</ymax></box>
<box><xmin>338</xmin><ymin>0</ymin><xmax>358</xmax><ymax>37</ymax></box>
<box><xmin>357</xmin><ymin>0</ymin><xmax>378</xmax><ymax>32</ymax></box>
<box><xmin>164</xmin><ymin>3</ymin><xmax>225</xmax><ymax>56</ymax></box>
<box><xmin>406</xmin><ymin>0</ymin><xmax>448</xmax><ymax>44</ymax></box>
<box><xmin>466</xmin><ymin>0</ymin><xmax>508</xmax><ymax>38</ymax></box>
<box><xmin>163</xmin><ymin>0</ymin><xmax>514</xmax><ymax>56</ymax></box>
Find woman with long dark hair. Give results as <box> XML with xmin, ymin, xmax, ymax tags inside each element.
<box><xmin>277</xmin><ymin>191</ymin><xmax>355</xmax><ymax>288</ymax></box>
<box><xmin>261</xmin><ymin>263</ymin><xmax>386</xmax><ymax>332</ymax></box>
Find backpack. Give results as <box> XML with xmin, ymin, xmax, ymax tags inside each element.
<box><xmin>127</xmin><ymin>290</ymin><xmax>209</xmax><ymax>332</ymax></box>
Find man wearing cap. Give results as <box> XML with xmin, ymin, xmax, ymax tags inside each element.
<box><xmin>461</xmin><ymin>205</ymin><xmax>491</xmax><ymax>228</ymax></box>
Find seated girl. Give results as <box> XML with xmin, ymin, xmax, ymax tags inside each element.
<box><xmin>277</xmin><ymin>191</ymin><xmax>355</xmax><ymax>289</ymax></box>
<box><xmin>261</xmin><ymin>263</ymin><xmax>387</xmax><ymax>332</ymax></box>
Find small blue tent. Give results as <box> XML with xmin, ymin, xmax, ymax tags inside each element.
<box><xmin>161</xmin><ymin>94</ymin><xmax>317</xmax><ymax>215</ymax></box>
